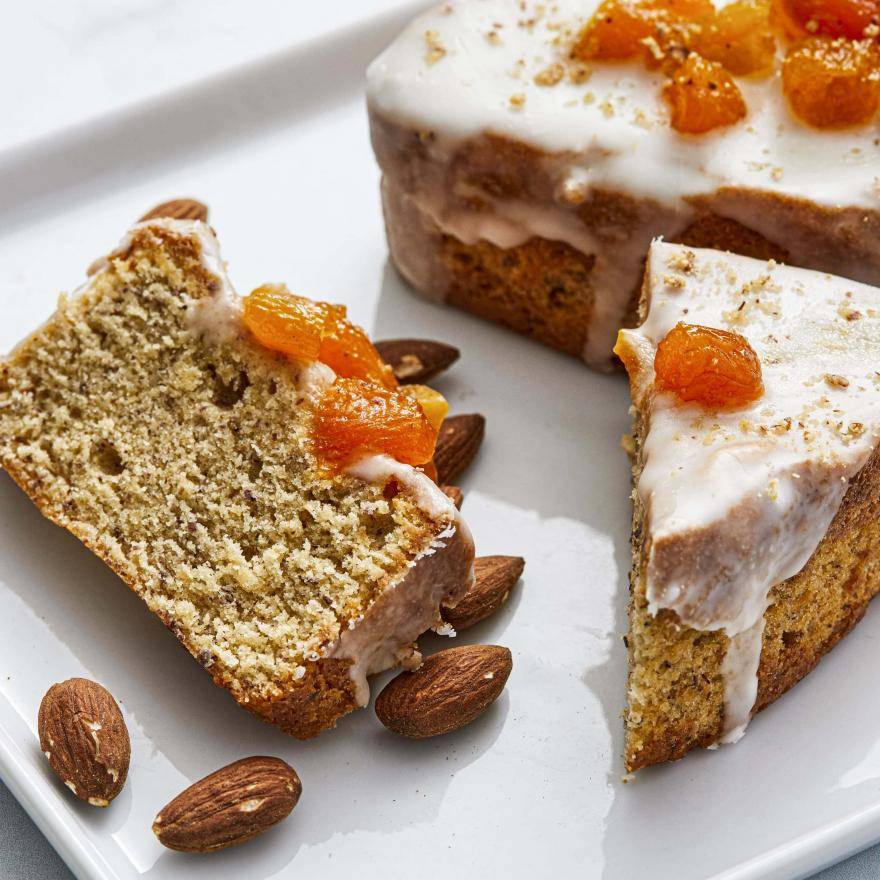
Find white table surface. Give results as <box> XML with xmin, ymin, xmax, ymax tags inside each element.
<box><xmin>2</xmin><ymin>3</ymin><xmax>879</xmax><ymax>879</ymax></box>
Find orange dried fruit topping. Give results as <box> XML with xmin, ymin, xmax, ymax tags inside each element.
<box><xmin>572</xmin><ymin>0</ymin><xmax>714</xmax><ymax>61</ymax></box>
<box><xmin>782</xmin><ymin>37</ymin><xmax>880</xmax><ymax>127</ymax></box>
<box><xmin>772</xmin><ymin>0</ymin><xmax>879</xmax><ymax>38</ymax></box>
<box><xmin>318</xmin><ymin>316</ymin><xmax>397</xmax><ymax>388</ymax></box>
<box><xmin>402</xmin><ymin>385</ymin><xmax>449</xmax><ymax>431</ymax></box>
<box><xmin>243</xmin><ymin>284</ymin><xmax>344</xmax><ymax>362</ymax></box>
<box><xmin>698</xmin><ymin>0</ymin><xmax>777</xmax><ymax>75</ymax></box>
<box><xmin>654</xmin><ymin>322</ymin><xmax>764</xmax><ymax>409</ymax></box>
<box><xmin>312</xmin><ymin>379</ymin><xmax>438</xmax><ymax>471</ymax></box>
<box><xmin>243</xmin><ymin>285</ymin><xmax>396</xmax><ymax>386</ymax></box>
<box><xmin>663</xmin><ymin>53</ymin><xmax>748</xmax><ymax>133</ymax></box>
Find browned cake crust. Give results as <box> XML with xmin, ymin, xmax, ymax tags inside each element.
<box><xmin>371</xmin><ymin>112</ymin><xmax>880</xmax><ymax>364</ymax></box>
<box><xmin>624</xmin><ymin>405</ymin><xmax>880</xmax><ymax>772</ymax></box>
<box><xmin>0</xmin><ymin>223</ymin><xmax>473</xmax><ymax>739</ymax></box>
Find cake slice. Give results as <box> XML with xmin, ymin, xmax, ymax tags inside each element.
<box><xmin>616</xmin><ymin>241</ymin><xmax>880</xmax><ymax>770</ymax></box>
<box><xmin>0</xmin><ymin>216</ymin><xmax>473</xmax><ymax>737</ymax></box>
<box><xmin>368</xmin><ymin>0</ymin><xmax>880</xmax><ymax>369</ymax></box>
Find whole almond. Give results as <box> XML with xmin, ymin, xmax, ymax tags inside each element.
<box><xmin>374</xmin><ymin>339</ymin><xmax>460</xmax><ymax>384</ymax></box>
<box><xmin>38</xmin><ymin>678</ymin><xmax>130</xmax><ymax>807</ymax></box>
<box><xmin>375</xmin><ymin>645</ymin><xmax>512</xmax><ymax>738</ymax></box>
<box><xmin>441</xmin><ymin>485</ymin><xmax>464</xmax><ymax>509</ymax></box>
<box><xmin>434</xmin><ymin>414</ymin><xmax>485</xmax><ymax>484</ymax></box>
<box><xmin>442</xmin><ymin>555</ymin><xmax>525</xmax><ymax>631</ymax></box>
<box><xmin>153</xmin><ymin>756</ymin><xmax>301</xmax><ymax>853</ymax></box>
<box><xmin>139</xmin><ymin>198</ymin><xmax>209</xmax><ymax>223</ymax></box>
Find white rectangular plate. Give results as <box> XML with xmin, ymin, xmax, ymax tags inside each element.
<box><xmin>3</xmin><ymin>4</ymin><xmax>880</xmax><ymax>879</ymax></box>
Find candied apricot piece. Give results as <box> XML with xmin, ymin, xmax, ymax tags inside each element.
<box><xmin>318</xmin><ymin>317</ymin><xmax>397</xmax><ymax>388</ymax></box>
<box><xmin>654</xmin><ymin>322</ymin><xmax>764</xmax><ymax>409</ymax></box>
<box><xmin>243</xmin><ymin>284</ymin><xmax>344</xmax><ymax>362</ymax></box>
<box><xmin>663</xmin><ymin>53</ymin><xmax>747</xmax><ymax>133</ymax></box>
<box><xmin>782</xmin><ymin>37</ymin><xmax>880</xmax><ymax>127</ymax></box>
<box><xmin>574</xmin><ymin>0</ymin><xmax>658</xmax><ymax>60</ymax></box>
<box><xmin>402</xmin><ymin>384</ymin><xmax>449</xmax><ymax>431</ymax></box>
<box><xmin>698</xmin><ymin>0</ymin><xmax>776</xmax><ymax>75</ymax></box>
<box><xmin>772</xmin><ymin>0</ymin><xmax>879</xmax><ymax>38</ymax></box>
<box><xmin>572</xmin><ymin>0</ymin><xmax>714</xmax><ymax>61</ymax></box>
<box><xmin>243</xmin><ymin>285</ymin><xmax>398</xmax><ymax>385</ymax></box>
<box><xmin>312</xmin><ymin>379</ymin><xmax>437</xmax><ymax>471</ymax></box>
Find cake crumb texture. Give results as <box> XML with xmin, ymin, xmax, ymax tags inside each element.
<box><xmin>624</xmin><ymin>418</ymin><xmax>880</xmax><ymax>771</ymax></box>
<box><xmin>0</xmin><ymin>225</ymin><xmax>451</xmax><ymax>735</ymax></box>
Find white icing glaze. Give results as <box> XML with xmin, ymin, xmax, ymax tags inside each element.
<box><xmin>177</xmin><ymin>220</ymin><xmax>244</xmax><ymax>341</ymax></box>
<box><xmin>368</xmin><ymin>0</ymin><xmax>880</xmax><ymax>366</ymax></box>
<box><xmin>347</xmin><ymin>453</ymin><xmax>459</xmax><ymax>520</ymax></box>
<box><xmin>368</xmin><ymin>0</ymin><xmax>879</xmax><ymax>208</ymax></box>
<box><xmin>331</xmin><ymin>454</ymin><xmax>474</xmax><ymax>704</ymax></box>
<box><xmin>620</xmin><ymin>241</ymin><xmax>880</xmax><ymax>739</ymax></box>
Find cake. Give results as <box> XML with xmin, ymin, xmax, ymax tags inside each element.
<box><xmin>367</xmin><ymin>0</ymin><xmax>880</xmax><ymax>369</ymax></box>
<box><xmin>0</xmin><ymin>213</ymin><xmax>474</xmax><ymax>738</ymax></box>
<box><xmin>616</xmin><ymin>240</ymin><xmax>880</xmax><ymax>770</ymax></box>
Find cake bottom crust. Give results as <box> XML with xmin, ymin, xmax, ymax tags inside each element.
<box><xmin>1</xmin><ymin>452</ymin><xmax>473</xmax><ymax>739</ymax></box>
<box><xmin>624</xmin><ymin>440</ymin><xmax>880</xmax><ymax>771</ymax></box>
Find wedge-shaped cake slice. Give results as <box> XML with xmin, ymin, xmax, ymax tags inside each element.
<box><xmin>616</xmin><ymin>241</ymin><xmax>880</xmax><ymax>770</ymax></box>
<box><xmin>0</xmin><ymin>217</ymin><xmax>473</xmax><ymax>737</ymax></box>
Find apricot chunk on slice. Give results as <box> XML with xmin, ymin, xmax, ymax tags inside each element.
<box><xmin>318</xmin><ymin>317</ymin><xmax>397</xmax><ymax>388</ymax></box>
<box><xmin>772</xmin><ymin>0</ymin><xmax>879</xmax><ymax>39</ymax></box>
<box><xmin>243</xmin><ymin>284</ymin><xmax>344</xmax><ymax>362</ymax></box>
<box><xmin>698</xmin><ymin>0</ymin><xmax>777</xmax><ymax>75</ymax></box>
<box><xmin>312</xmin><ymin>379</ymin><xmax>438</xmax><ymax>471</ymax></box>
<box><xmin>782</xmin><ymin>37</ymin><xmax>880</xmax><ymax>128</ymax></box>
<box><xmin>243</xmin><ymin>285</ymin><xmax>396</xmax><ymax>386</ymax></box>
<box><xmin>663</xmin><ymin>53</ymin><xmax>748</xmax><ymax>133</ymax></box>
<box><xmin>654</xmin><ymin>322</ymin><xmax>764</xmax><ymax>409</ymax></box>
<box><xmin>401</xmin><ymin>385</ymin><xmax>449</xmax><ymax>431</ymax></box>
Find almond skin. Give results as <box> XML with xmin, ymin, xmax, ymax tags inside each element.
<box><xmin>38</xmin><ymin>678</ymin><xmax>130</xmax><ymax>807</ymax></box>
<box><xmin>443</xmin><ymin>555</ymin><xmax>525</xmax><ymax>631</ymax></box>
<box><xmin>153</xmin><ymin>756</ymin><xmax>301</xmax><ymax>853</ymax></box>
<box><xmin>375</xmin><ymin>645</ymin><xmax>512</xmax><ymax>738</ymax></box>
<box><xmin>441</xmin><ymin>485</ymin><xmax>464</xmax><ymax>509</ymax></box>
<box><xmin>434</xmin><ymin>414</ymin><xmax>485</xmax><ymax>484</ymax></box>
<box><xmin>374</xmin><ymin>339</ymin><xmax>460</xmax><ymax>384</ymax></box>
<box><xmin>139</xmin><ymin>198</ymin><xmax>209</xmax><ymax>223</ymax></box>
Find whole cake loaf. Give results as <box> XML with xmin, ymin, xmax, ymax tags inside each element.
<box><xmin>368</xmin><ymin>0</ymin><xmax>880</xmax><ymax>368</ymax></box>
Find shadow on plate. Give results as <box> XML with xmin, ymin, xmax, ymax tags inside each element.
<box><xmin>0</xmin><ymin>470</ymin><xmax>508</xmax><ymax>872</ymax></box>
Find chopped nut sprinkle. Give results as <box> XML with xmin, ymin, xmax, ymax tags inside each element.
<box><xmin>667</xmin><ymin>250</ymin><xmax>695</xmax><ymax>273</ymax></box>
<box><xmin>568</xmin><ymin>62</ymin><xmax>592</xmax><ymax>84</ymax></box>
<box><xmin>825</xmin><ymin>374</ymin><xmax>850</xmax><ymax>388</ymax></box>
<box><xmin>423</xmin><ymin>30</ymin><xmax>447</xmax><ymax>65</ymax></box>
<box><xmin>838</xmin><ymin>304</ymin><xmax>862</xmax><ymax>321</ymax></box>
<box><xmin>534</xmin><ymin>62</ymin><xmax>565</xmax><ymax>86</ymax></box>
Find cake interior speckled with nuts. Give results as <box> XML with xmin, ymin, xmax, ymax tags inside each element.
<box><xmin>0</xmin><ymin>217</ymin><xmax>473</xmax><ymax>738</ymax></box>
<box><xmin>616</xmin><ymin>241</ymin><xmax>880</xmax><ymax>770</ymax></box>
<box><xmin>367</xmin><ymin>0</ymin><xmax>880</xmax><ymax>369</ymax></box>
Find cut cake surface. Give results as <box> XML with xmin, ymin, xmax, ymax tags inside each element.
<box><xmin>0</xmin><ymin>218</ymin><xmax>473</xmax><ymax>737</ymax></box>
